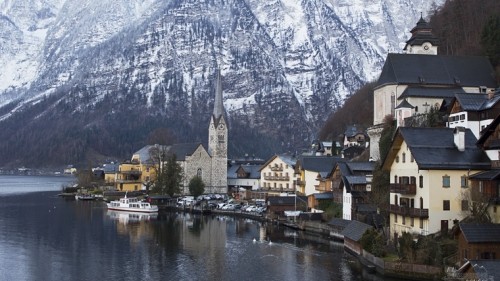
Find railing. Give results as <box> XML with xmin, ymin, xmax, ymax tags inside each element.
<box><xmin>295</xmin><ymin>180</ymin><xmax>305</xmax><ymax>186</ymax></box>
<box><xmin>389</xmin><ymin>204</ymin><xmax>428</xmax><ymax>218</ymax></box>
<box><xmin>270</xmin><ymin>166</ymin><xmax>283</xmax><ymax>171</ymax></box>
<box><xmin>263</xmin><ymin>176</ymin><xmax>290</xmax><ymax>181</ymax></box>
<box><xmin>390</xmin><ymin>183</ymin><xmax>416</xmax><ymax>195</ymax></box>
<box><xmin>120</xmin><ymin>170</ymin><xmax>142</xmax><ymax>175</ymax></box>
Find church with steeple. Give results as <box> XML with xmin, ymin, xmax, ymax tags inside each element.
<box><xmin>114</xmin><ymin>70</ymin><xmax>228</xmax><ymax>194</ymax></box>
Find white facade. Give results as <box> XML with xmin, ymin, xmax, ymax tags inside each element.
<box><xmin>342</xmin><ymin>187</ymin><xmax>352</xmax><ymax>220</ymax></box>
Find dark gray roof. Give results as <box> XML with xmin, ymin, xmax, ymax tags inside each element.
<box><xmin>313</xmin><ymin>192</ymin><xmax>333</xmax><ymax>200</ymax></box>
<box><xmin>395</xmin><ymin>99</ymin><xmax>414</xmax><ymax>109</ymax></box>
<box><xmin>267</xmin><ymin>196</ymin><xmax>307</xmax><ymax>206</ymax></box>
<box><xmin>167</xmin><ymin>143</ymin><xmax>203</xmax><ymax>161</ymax></box>
<box><xmin>227</xmin><ymin>164</ymin><xmax>261</xmax><ymax>179</ymax></box>
<box><xmin>454</xmin><ymin>93</ymin><xmax>500</xmax><ymax>111</ymax></box>
<box><xmin>341</xmin><ymin>220</ymin><xmax>372</xmax><ymax>242</ymax></box>
<box><xmin>327</xmin><ymin>218</ymin><xmax>350</xmax><ymax>228</ymax></box>
<box><xmin>376</xmin><ymin>54</ymin><xmax>496</xmax><ymax>88</ymax></box>
<box><xmin>301</xmin><ymin>156</ymin><xmax>344</xmax><ymax>173</ymax></box>
<box><xmin>398</xmin><ymin>127</ymin><xmax>491</xmax><ymax>170</ymax></box>
<box><xmin>346</xmin><ymin>162</ymin><xmax>376</xmax><ymax>173</ymax></box>
<box><xmin>469</xmin><ymin>169</ymin><xmax>500</xmax><ymax>180</ymax></box>
<box><xmin>399</xmin><ymin>86</ymin><xmax>465</xmax><ymax>99</ymax></box>
<box><xmin>459</xmin><ymin>223</ymin><xmax>500</xmax><ymax>243</ymax></box>
<box><xmin>466</xmin><ymin>260</ymin><xmax>500</xmax><ymax>278</ymax></box>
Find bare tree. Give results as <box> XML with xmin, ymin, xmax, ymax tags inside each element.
<box><xmin>460</xmin><ymin>186</ymin><xmax>491</xmax><ymax>223</ymax></box>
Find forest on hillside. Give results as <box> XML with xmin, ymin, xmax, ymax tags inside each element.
<box><xmin>319</xmin><ymin>0</ymin><xmax>500</xmax><ymax>143</ymax></box>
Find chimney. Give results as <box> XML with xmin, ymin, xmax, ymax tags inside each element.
<box><xmin>453</xmin><ymin>127</ymin><xmax>465</xmax><ymax>152</ymax></box>
<box><xmin>488</xmin><ymin>89</ymin><xmax>495</xmax><ymax>100</ymax></box>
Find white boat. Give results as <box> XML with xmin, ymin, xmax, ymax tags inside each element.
<box><xmin>106</xmin><ymin>194</ymin><xmax>158</xmax><ymax>213</ymax></box>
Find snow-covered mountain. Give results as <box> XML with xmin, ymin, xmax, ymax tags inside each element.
<box><xmin>0</xmin><ymin>0</ymin><xmax>442</xmax><ymax>166</ymax></box>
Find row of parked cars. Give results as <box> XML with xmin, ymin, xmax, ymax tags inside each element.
<box><xmin>217</xmin><ymin>202</ymin><xmax>267</xmax><ymax>214</ymax></box>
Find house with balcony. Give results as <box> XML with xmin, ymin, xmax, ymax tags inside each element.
<box><xmin>382</xmin><ymin>127</ymin><xmax>490</xmax><ymax>241</ymax></box>
<box><xmin>295</xmin><ymin>156</ymin><xmax>344</xmax><ymax>196</ymax></box>
<box><xmin>259</xmin><ymin>154</ymin><xmax>297</xmax><ymax>195</ymax></box>
<box><xmin>454</xmin><ymin>223</ymin><xmax>500</xmax><ymax>267</ymax></box>
<box><xmin>445</xmin><ymin>90</ymin><xmax>500</xmax><ymax>139</ymax></box>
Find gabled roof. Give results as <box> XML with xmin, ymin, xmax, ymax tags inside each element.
<box><xmin>341</xmin><ymin>220</ymin><xmax>372</xmax><ymax>242</ymax></box>
<box><xmin>300</xmin><ymin>156</ymin><xmax>344</xmax><ymax>173</ymax></box>
<box><xmin>344</xmin><ymin>125</ymin><xmax>364</xmax><ymax>137</ymax></box>
<box><xmin>168</xmin><ymin>143</ymin><xmax>204</xmax><ymax>161</ymax></box>
<box><xmin>399</xmin><ymin>86</ymin><xmax>466</xmax><ymax>99</ymax></box>
<box><xmin>383</xmin><ymin>127</ymin><xmax>491</xmax><ymax>170</ymax></box>
<box><xmin>453</xmin><ymin>93</ymin><xmax>500</xmax><ymax>111</ymax></box>
<box><xmin>327</xmin><ymin>218</ymin><xmax>350</xmax><ymax>228</ymax></box>
<box><xmin>227</xmin><ymin>164</ymin><xmax>261</xmax><ymax>179</ymax></box>
<box><xmin>259</xmin><ymin>154</ymin><xmax>297</xmax><ymax>172</ymax></box>
<box><xmin>469</xmin><ymin>169</ymin><xmax>500</xmax><ymax>180</ymax></box>
<box><xmin>376</xmin><ymin>54</ymin><xmax>496</xmax><ymax>88</ymax></box>
<box><xmin>459</xmin><ymin>223</ymin><xmax>500</xmax><ymax>243</ymax></box>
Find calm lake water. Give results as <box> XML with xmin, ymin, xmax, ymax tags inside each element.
<box><xmin>0</xmin><ymin>175</ymin><xmax>394</xmax><ymax>281</ymax></box>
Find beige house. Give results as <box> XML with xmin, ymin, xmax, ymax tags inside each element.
<box><xmin>383</xmin><ymin>127</ymin><xmax>490</xmax><ymax>240</ymax></box>
<box><xmin>259</xmin><ymin>154</ymin><xmax>297</xmax><ymax>195</ymax></box>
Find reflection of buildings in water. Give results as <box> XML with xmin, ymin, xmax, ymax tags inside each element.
<box><xmin>106</xmin><ymin>210</ymin><xmax>156</xmax><ymax>244</ymax></box>
<box><xmin>178</xmin><ymin>213</ymin><xmax>227</xmax><ymax>273</ymax></box>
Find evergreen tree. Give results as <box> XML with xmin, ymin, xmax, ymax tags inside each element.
<box><xmin>188</xmin><ymin>176</ymin><xmax>205</xmax><ymax>198</ymax></box>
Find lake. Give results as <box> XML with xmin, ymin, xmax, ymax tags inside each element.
<box><xmin>0</xmin><ymin>175</ymin><xmax>393</xmax><ymax>281</ymax></box>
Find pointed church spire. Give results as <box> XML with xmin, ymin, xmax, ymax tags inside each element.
<box><xmin>213</xmin><ymin>70</ymin><xmax>224</xmax><ymax>119</ymax></box>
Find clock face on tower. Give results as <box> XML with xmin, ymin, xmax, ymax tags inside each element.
<box><xmin>423</xmin><ymin>43</ymin><xmax>431</xmax><ymax>51</ymax></box>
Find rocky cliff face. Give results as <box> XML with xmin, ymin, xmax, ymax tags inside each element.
<box><xmin>0</xmin><ymin>0</ymin><xmax>442</xmax><ymax>167</ymax></box>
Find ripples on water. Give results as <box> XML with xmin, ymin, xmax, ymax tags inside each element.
<box><xmin>0</xmin><ymin>176</ymin><xmax>393</xmax><ymax>281</ymax></box>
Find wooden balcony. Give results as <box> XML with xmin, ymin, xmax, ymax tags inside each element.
<box><xmin>390</xmin><ymin>183</ymin><xmax>416</xmax><ymax>195</ymax></box>
<box><xmin>264</xmin><ymin>176</ymin><xmax>290</xmax><ymax>181</ymax></box>
<box><xmin>270</xmin><ymin>166</ymin><xmax>283</xmax><ymax>171</ymax></box>
<box><xmin>389</xmin><ymin>204</ymin><xmax>428</xmax><ymax>218</ymax></box>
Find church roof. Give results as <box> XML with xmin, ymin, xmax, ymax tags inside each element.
<box><xmin>133</xmin><ymin>143</ymin><xmax>203</xmax><ymax>163</ymax></box>
<box><xmin>399</xmin><ymin>86</ymin><xmax>466</xmax><ymax>99</ymax></box>
<box><xmin>212</xmin><ymin>70</ymin><xmax>225</xmax><ymax>123</ymax></box>
<box><xmin>376</xmin><ymin>54</ymin><xmax>496</xmax><ymax>88</ymax></box>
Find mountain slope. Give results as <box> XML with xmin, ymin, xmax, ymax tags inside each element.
<box><xmin>0</xmin><ymin>0</ymin><xmax>442</xmax><ymax>167</ymax></box>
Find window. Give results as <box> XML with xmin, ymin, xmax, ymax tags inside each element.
<box><xmin>411</xmin><ymin>217</ymin><xmax>414</xmax><ymax>227</ymax></box>
<box><xmin>197</xmin><ymin>168</ymin><xmax>202</xmax><ymax>178</ymax></box>
<box><xmin>411</xmin><ymin>154</ymin><xmax>414</xmax><ymax>162</ymax></box>
<box><xmin>443</xmin><ymin>200</ymin><xmax>450</xmax><ymax>211</ymax></box>
<box><xmin>419</xmin><ymin>218</ymin><xmax>423</xmax><ymax>229</ymax></box>
<box><xmin>442</xmin><ymin>175</ymin><xmax>450</xmax><ymax>188</ymax></box>
<box><xmin>461</xmin><ymin>176</ymin><xmax>467</xmax><ymax>188</ymax></box>
<box><xmin>479</xmin><ymin>181</ymin><xmax>484</xmax><ymax>193</ymax></box>
<box><xmin>402</xmin><ymin>215</ymin><xmax>406</xmax><ymax>225</ymax></box>
<box><xmin>395</xmin><ymin>214</ymin><xmax>398</xmax><ymax>223</ymax></box>
<box><xmin>396</xmin><ymin>156</ymin><xmax>399</xmax><ymax>163</ymax></box>
<box><xmin>402</xmin><ymin>153</ymin><xmax>406</xmax><ymax>163</ymax></box>
<box><xmin>419</xmin><ymin>175</ymin><xmax>423</xmax><ymax>188</ymax></box>
<box><xmin>394</xmin><ymin>175</ymin><xmax>398</xmax><ymax>183</ymax></box>
<box><xmin>462</xmin><ymin>200</ymin><xmax>469</xmax><ymax>211</ymax></box>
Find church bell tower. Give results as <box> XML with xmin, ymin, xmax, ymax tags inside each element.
<box><xmin>208</xmin><ymin>70</ymin><xmax>228</xmax><ymax>193</ymax></box>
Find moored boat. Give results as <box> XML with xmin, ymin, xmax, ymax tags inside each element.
<box><xmin>106</xmin><ymin>193</ymin><xmax>158</xmax><ymax>213</ymax></box>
